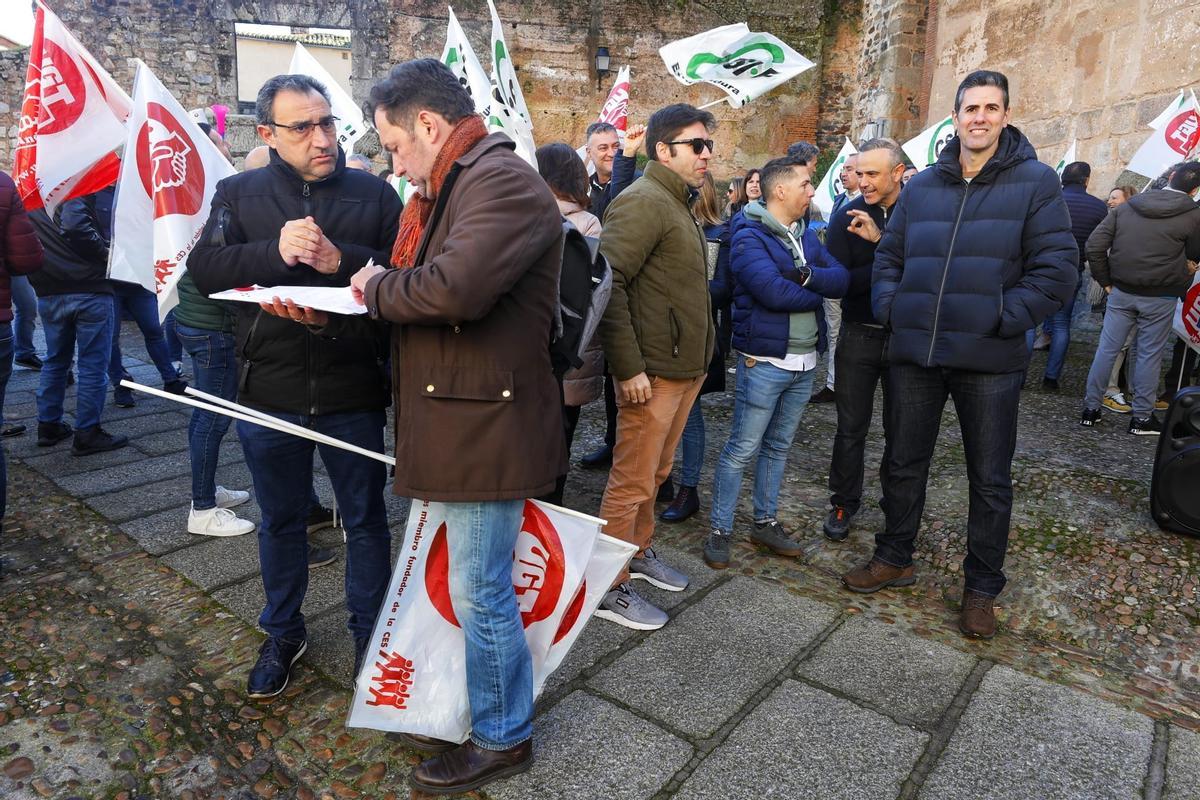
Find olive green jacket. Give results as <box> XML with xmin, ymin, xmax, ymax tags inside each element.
<box><xmin>598</xmin><ymin>160</ymin><xmax>715</xmax><ymax>381</ymax></box>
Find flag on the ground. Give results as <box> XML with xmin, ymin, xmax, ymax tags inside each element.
<box><xmin>1174</xmin><ymin>272</ymin><xmax>1200</xmax><ymax>355</ymax></box>
<box><xmin>486</xmin><ymin>0</ymin><xmax>537</xmax><ymax>165</ymax></box>
<box><xmin>289</xmin><ymin>43</ymin><xmax>367</xmax><ymax>155</ymax></box>
<box><xmin>108</xmin><ymin>61</ymin><xmax>236</xmax><ymax>321</ymax></box>
<box><xmin>901</xmin><ymin>115</ymin><xmax>955</xmax><ymax>170</ymax></box>
<box><xmin>812</xmin><ymin>137</ymin><xmax>857</xmax><ymax>218</ymax></box>
<box><xmin>1054</xmin><ymin>139</ymin><xmax>1077</xmax><ymax>177</ymax></box>
<box><xmin>597</xmin><ymin>65</ymin><xmax>631</xmax><ymax>132</ymax></box>
<box><xmin>659</xmin><ymin>23</ymin><xmax>814</xmax><ymax>108</ymax></box>
<box><xmin>441</xmin><ymin>7</ymin><xmax>494</xmax><ymax>120</ymax></box>
<box><xmin>347</xmin><ymin>499</ymin><xmax>634</xmax><ymax>741</ymax></box>
<box><xmin>1126</xmin><ymin>92</ymin><xmax>1200</xmax><ymax>179</ymax></box>
<box><xmin>14</xmin><ymin>0</ymin><xmax>132</xmax><ymax>213</ymax></box>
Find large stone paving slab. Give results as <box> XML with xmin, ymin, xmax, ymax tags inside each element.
<box><xmin>676</xmin><ymin>680</ymin><xmax>927</xmax><ymax>800</ymax></box>
<box><xmin>919</xmin><ymin>665</ymin><xmax>1154</xmax><ymax>800</ymax></box>
<box><xmin>589</xmin><ymin>577</ymin><xmax>839</xmax><ymax>738</ymax></box>
<box><xmin>1166</xmin><ymin>726</ymin><xmax>1200</xmax><ymax>800</ymax></box>
<box><xmin>159</xmin><ymin>532</ymin><xmax>263</xmax><ymax>590</ymax></box>
<box><xmin>211</xmin><ymin>557</ymin><xmax>350</xmax><ymax>629</ymax></box>
<box><xmin>487</xmin><ymin>691</ymin><xmax>692</xmax><ymax>800</ymax></box>
<box><xmin>628</xmin><ymin>541</ymin><xmax>723</xmax><ymax>612</ymax></box>
<box><xmin>540</xmin><ymin>615</ymin><xmax>639</xmax><ymax>700</ymax></box>
<box><xmin>797</xmin><ymin>614</ymin><xmax>977</xmax><ymax>728</ymax></box>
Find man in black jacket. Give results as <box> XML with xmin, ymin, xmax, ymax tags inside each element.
<box><xmin>1080</xmin><ymin>163</ymin><xmax>1200</xmax><ymax>433</ymax></box>
<box><xmin>28</xmin><ymin>203</ymin><xmax>127</xmax><ymax>456</ymax></box>
<box><xmin>822</xmin><ymin>138</ymin><xmax>907</xmax><ymax>542</ymax></box>
<box><xmin>189</xmin><ymin>74</ymin><xmax>402</xmax><ymax>699</ymax></box>
<box><xmin>845</xmin><ymin>71</ymin><xmax>1077</xmax><ymax>640</ymax></box>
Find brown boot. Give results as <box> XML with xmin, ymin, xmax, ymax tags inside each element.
<box><xmin>959</xmin><ymin>588</ymin><xmax>997</xmax><ymax>639</ymax></box>
<box><xmin>842</xmin><ymin>558</ymin><xmax>916</xmax><ymax>593</ymax></box>
<box><xmin>393</xmin><ymin>732</ymin><xmax>457</xmax><ymax>754</ymax></box>
<box><xmin>410</xmin><ymin>739</ymin><xmax>532</xmax><ymax>794</ymax></box>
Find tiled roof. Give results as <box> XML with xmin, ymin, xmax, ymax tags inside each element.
<box><xmin>237</xmin><ymin>31</ymin><xmax>350</xmax><ymax>48</ymax></box>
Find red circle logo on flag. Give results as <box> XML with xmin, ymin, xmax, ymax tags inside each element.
<box><xmin>425</xmin><ymin>501</ymin><xmax>567</xmax><ymax>629</ymax></box>
<box><xmin>135</xmin><ymin>103</ymin><xmax>206</xmax><ymax>218</ymax></box>
<box><xmin>1182</xmin><ymin>282</ymin><xmax>1200</xmax><ymax>342</ymax></box>
<box><xmin>1164</xmin><ymin>111</ymin><xmax>1200</xmax><ymax>158</ymax></box>
<box><xmin>37</xmin><ymin>40</ymin><xmax>87</xmax><ymax>135</ymax></box>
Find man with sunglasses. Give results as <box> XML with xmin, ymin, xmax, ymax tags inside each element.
<box><xmin>593</xmin><ymin>104</ymin><xmax>717</xmax><ymax>630</ymax></box>
<box><xmin>190</xmin><ymin>74</ymin><xmax>403</xmax><ymax>699</ymax></box>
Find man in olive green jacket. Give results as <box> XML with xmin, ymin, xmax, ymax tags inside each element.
<box><xmin>594</xmin><ymin>103</ymin><xmax>716</xmax><ymax>631</ymax></box>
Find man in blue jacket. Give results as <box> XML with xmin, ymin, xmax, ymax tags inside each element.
<box><xmin>705</xmin><ymin>156</ymin><xmax>848</xmax><ymax>569</ymax></box>
<box><xmin>846</xmin><ymin>71</ymin><xmax>1077</xmax><ymax>639</ymax></box>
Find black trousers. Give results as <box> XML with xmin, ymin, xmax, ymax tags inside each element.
<box><xmin>828</xmin><ymin>324</ymin><xmax>891</xmax><ymax>515</ymax></box>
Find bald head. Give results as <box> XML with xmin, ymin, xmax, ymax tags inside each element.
<box><xmin>243</xmin><ymin>145</ymin><xmax>270</xmax><ymax>171</ymax></box>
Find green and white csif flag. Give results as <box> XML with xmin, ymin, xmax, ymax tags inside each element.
<box><xmin>1054</xmin><ymin>139</ymin><xmax>1077</xmax><ymax>177</ymax></box>
<box><xmin>812</xmin><ymin>138</ymin><xmax>857</xmax><ymax>218</ymax></box>
<box><xmin>441</xmin><ymin>7</ymin><xmax>493</xmax><ymax>117</ymax></box>
<box><xmin>289</xmin><ymin>43</ymin><xmax>367</xmax><ymax>155</ymax></box>
<box><xmin>486</xmin><ymin>0</ymin><xmax>536</xmax><ymax>166</ymax></box>
<box><xmin>902</xmin><ymin>115</ymin><xmax>955</xmax><ymax>170</ymax></box>
<box><xmin>659</xmin><ymin>23</ymin><xmax>814</xmax><ymax>109</ymax></box>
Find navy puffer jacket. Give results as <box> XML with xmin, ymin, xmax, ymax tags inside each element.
<box><xmin>729</xmin><ymin>212</ymin><xmax>849</xmax><ymax>359</ymax></box>
<box><xmin>872</xmin><ymin>126</ymin><xmax>1077</xmax><ymax>374</ymax></box>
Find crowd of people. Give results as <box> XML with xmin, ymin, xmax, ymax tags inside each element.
<box><xmin>0</xmin><ymin>59</ymin><xmax>1198</xmax><ymax>795</ymax></box>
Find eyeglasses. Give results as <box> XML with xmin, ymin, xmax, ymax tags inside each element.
<box><xmin>668</xmin><ymin>138</ymin><xmax>714</xmax><ymax>155</ymax></box>
<box><xmin>269</xmin><ymin>115</ymin><xmax>340</xmax><ymax>137</ymax></box>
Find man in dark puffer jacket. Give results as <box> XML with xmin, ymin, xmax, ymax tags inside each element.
<box><xmin>844</xmin><ymin>70</ymin><xmax>1077</xmax><ymax>640</ymax></box>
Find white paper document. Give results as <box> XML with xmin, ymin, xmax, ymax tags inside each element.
<box><xmin>208</xmin><ymin>284</ymin><xmax>368</xmax><ymax>315</ymax></box>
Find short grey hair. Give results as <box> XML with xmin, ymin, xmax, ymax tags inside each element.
<box><xmin>256</xmin><ymin>74</ymin><xmax>331</xmax><ymax>126</ymax></box>
<box><xmin>857</xmin><ymin>138</ymin><xmax>906</xmax><ymax>169</ymax></box>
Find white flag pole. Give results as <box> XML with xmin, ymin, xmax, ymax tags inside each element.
<box><xmin>121</xmin><ymin>380</ymin><xmax>396</xmax><ymax>466</ymax></box>
<box><xmin>698</xmin><ymin>98</ymin><xmax>726</xmax><ymax>110</ymax></box>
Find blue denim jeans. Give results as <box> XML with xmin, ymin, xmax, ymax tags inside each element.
<box><xmin>710</xmin><ymin>359</ymin><xmax>815</xmax><ymax>532</ymax></box>
<box><xmin>679</xmin><ymin>399</ymin><xmax>705</xmax><ymax>487</ymax></box>
<box><xmin>10</xmin><ymin>276</ymin><xmax>38</xmax><ymax>362</ymax></box>
<box><xmin>163</xmin><ymin>308</ymin><xmax>183</xmax><ymax>364</ymax></box>
<box><xmin>237</xmin><ymin>410</ymin><xmax>390</xmax><ymax>643</ymax></box>
<box><xmin>109</xmin><ymin>284</ymin><xmax>179</xmax><ymax>386</ymax></box>
<box><xmin>1026</xmin><ymin>273</ymin><xmax>1078</xmax><ymax>381</ymax></box>
<box><xmin>877</xmin><ymin>365</ymin><xmax>1023</xmax><ymax>597</ymax></box>
<box><xmin>442</xmin><ymin>499</ymin><xmax>533</xmax><ymax>750</ymax></box>
<box><xmin>176</xmin><ymin>324</ymin><xmax>236</xmax><ymax>509</ymax></box>
<box><xmin>1083</xmin><ymin>288</ymin><xmax>1177</xmax><ymax>419</ymax></box>
<box><xmin>37</xmin><ymin>293</ymin><xmax>113</xmax><ymax>429</ymax></box>
<box><xmin>0</xmin><ymin>321</ymin><xmax>12</xmax><ymax>518</ymax></box>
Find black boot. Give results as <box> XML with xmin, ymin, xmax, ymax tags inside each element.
<box><xmin>656</xmin><ymin>476</ymin><xmax>675</xmax><ymax>503</ymax></box>
<box><xmin>71</xmin><ymin>425</ymin><xmax>129</xmax><ymax>457</ymax></box>
<box><xmin>659</xmin><ymin>485</ymin><xmax>699</xmax><ymax>522</ymax></box>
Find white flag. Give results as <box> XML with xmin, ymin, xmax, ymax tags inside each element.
<box><xmin>1174</xmin><ymin>272</ymin><xmax>1200</xmax><ymax>355</ymax></box>
<box><xmin>486</xmin><ymin>0</ymin><xmax>536</xmax><ymax>165</ymax></box>
<box><xmin>813</xmin><ymin>138</ymin><xmax>858</xmax><ymax>218</ymax></box>
<box><xmin>347</xmin><ymin>500</ymin><xmax>634</xmax><ymax>741</ymax></box>
<box><xmin>1127</xmin><ymin>93</ymin><xmax>1200</xmax><ymax>179</ymax></box>
<box><xmin>902</xmin><ymin>115</ymin><xmax>956</xmax><ymax>170</ymax></box>
<box><xmin>1148</xmin><ymin>92</ymin><xmax>1189</xmax><ymax>130</ymax></box>
<box><xmin>14</xmin><ymin>0</ymin><xmax>132</xmax><ymax>213</ymax></box>
<box><xmin>288</xmin><ymin>43</ymin><xmax>367</xmax><ymax>155</ymax></box>
<box><xmin>1054</xmin><ymin>140</ymin><xmax>1077</xmax><ymax>177</ymax></box>
<box><xmin>659</xmin><ymin>23</ymin><xmax>814</xmax><ymax>108</ymax></box>
<box><xmin>108</xmin><ymin>61</ymin><xmax>236</xmax><ymax>321</ymax></box>
<box><xmin>597</xmin><ymin>65</ymin><xmax>631</xmax><ymax>132</ymax></box>
<box><xmin>441</xmin><ymin>7</ymin><xmax>494</xmax><ymax>118</ymax></box>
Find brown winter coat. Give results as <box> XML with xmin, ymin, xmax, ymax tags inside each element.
<box><xmin>363</xmin><ymin>134</ymin><xmax>567</xmax><ymax>502</ymax></box>
<box><xmin>0</xmin><ymin>172</ymin><xmax>43</xmax><ymax>321</ymax></box>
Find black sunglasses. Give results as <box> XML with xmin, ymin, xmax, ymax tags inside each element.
<box><xmin>667</xmin><ymin>137</ymin><xmax>714</xmax><ymax>155</ymax></box>
<box><xmin>269</xmin><ymin>115</ymin><xmax>340</xmax><ymax>136</ymax></box>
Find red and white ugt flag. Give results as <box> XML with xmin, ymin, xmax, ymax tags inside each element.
<box><xmin>14</xmin><ymin>1</ymin><xmax>131</xmax><ymax>213</ymax></box>
<box><xmin>597</xmin><ymin>65</ymin><xmax>631</xmax><ymax>132</ymax></box>
<box><xmin>108</xmin><ymin>60</ymin><xmax>235</xmax><ymax>321</ymax></box>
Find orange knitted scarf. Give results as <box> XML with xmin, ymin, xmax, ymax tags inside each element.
<box><xmin>390</xmin><ymin>115</ymin><xmax>488</xmax><ymax>269</ymax></box>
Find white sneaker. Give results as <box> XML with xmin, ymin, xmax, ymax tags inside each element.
<box><xmin>188</xmin><ymin>505</ymin><xmax>255</xmax><ymax>537</ymax></box>
<box><xmin>214</xmin><ymin>485</ymin><xmax>250</xmax><ymax>509</ymax></box>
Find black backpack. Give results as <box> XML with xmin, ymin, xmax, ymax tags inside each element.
<box><xmin>550</xmin><ymin>222</ymin><xmax>612</xmax><ymax>377</ymax></box>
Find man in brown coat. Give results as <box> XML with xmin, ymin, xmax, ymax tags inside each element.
<box><xmin>349</xmin><ymin>59</ymin><xmax>565</xmax><ymax>795</ymax></box>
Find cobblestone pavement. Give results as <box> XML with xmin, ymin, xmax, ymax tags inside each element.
<box><xmin>1</xmin><ymin>319</ymin><xmax>1198</xmax><ymax>799</ymax></box>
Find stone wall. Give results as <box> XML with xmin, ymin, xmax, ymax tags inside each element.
<box><xmin>850</xmin><ymin>0</ymin><xmax>930</xmax><ymax>142</ymax></box>
<box><xmin>921</xmin><ymin>0</ymin><xmax>1200</xmax><ymax>190</ymax></box>
<box><xmin>1</xmin><ymin>0</ymin><xmax>857</xmax><ymax>179</ymax></box>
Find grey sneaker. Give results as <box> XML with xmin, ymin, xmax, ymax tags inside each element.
<box><xmin>751</xmin><ymin>517</ymin><xmax>804</xmax><ymax>557</ymax></box>
<box><xmin>594</xmin><ymin>582</ymin><xmax>668</xmax><ymax>630</ymax></box>
<box><xmin>628</xmin><ymin>547</ymin><xmax>689</xmax><ymax>591</ymax></box>
<box><xmin>704</xmin><ymin>528</ymin><xmax>731</xmax><ymax>569</ymax></box>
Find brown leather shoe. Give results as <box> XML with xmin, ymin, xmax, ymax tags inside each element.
<box><xmin>393</xmin><ymin>732</ymin><xmax>457</xmax><ymax>754</ymax></box>
<box><xmin>959</xmin><ymin>589</ymin><xmax>997</xmax><ymax>639</ymax></box>
<box><xmin>410</xmin><ymin>739</ymin><xmax>532</xmax><ymax>794</ymax></box>
<box><xmin>841</xmin><ymin>558</ymin><xmax>916</xmax><ymax>593</ymax></box>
